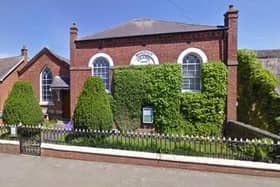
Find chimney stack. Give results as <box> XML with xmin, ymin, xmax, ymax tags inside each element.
<box><xmin>21</xmin><ymin>45</ymin><xmax>28</xmax><ymax>64</ymax></box>
<box><xmin>70</xmin><ymin>22</ymin><xmax>78</xmax><ymax>64</ymax></box>
<box><xmin>224</xmin><ymin>5</ymin><xmax>239</xmax><ymax>121</ymax></box>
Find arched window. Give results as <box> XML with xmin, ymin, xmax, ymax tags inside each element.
<box><xmin>40</xmin><ymin>66</ymin><xmax>53</xmax><ymax>104</ymax></box>
<box><xmin>130</xmin><ymin>50</ymin><xmax>159</xmax><ymax>65</ymax></box>
<box><xmin>88</xmin><ymin>53</ymin><xmax>113</xmax><ymax>92</ymax></box>
<box><xmin>177</xmin><ymin>48</ymin><xmax>207</xmax><ymax>91</ymax></box>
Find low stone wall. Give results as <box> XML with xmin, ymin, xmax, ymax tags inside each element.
<box><xmin>41</xmin><ymin>143</ymin><xmax>280</xmax><ymax>178</ymax></box>
<box><xmin>0</xmin><ymin>140</ymin><xmax>20</xmax><ymax>154</ymax></box>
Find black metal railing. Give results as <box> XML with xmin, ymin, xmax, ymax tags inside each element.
<box><xmin>41</xmin><ymin>127</ymin><xmax>280</xmax><ymax>163</ymax></box>
<box><xmin>1</xmin><ymin>125</ymin><xmax>280</xmax><ymax>163</ymax></box>
<box><xmin>0</xmin><ymin>125</ymin><xmax>19</xmax><ymax>140</ymax></box>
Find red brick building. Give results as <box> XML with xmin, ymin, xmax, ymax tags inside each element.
<box><xmin>0</xmin><ymin>4</ymin><xmax>238</xmax><ymax>123</ymax></box>
<box><xmin>0</xmin><ymin>50</ymin><xmax>26</xmax><ymax>121</ymax></box>
<box><xmin>70</xmin><ymin>5</ymin><xmax>238</xmax><ymax>121</ymax></box>
<box><xmin>18</xmin><ymin>48</ymin><xmax>70</xmax><ymax>119</ymax></box>
<box><xmin>0</xmin><ymin>47</ymin><xmax>70</xmax><ymax>122</ymax></box>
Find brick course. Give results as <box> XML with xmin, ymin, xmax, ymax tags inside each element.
<box><xmin>0</xmin><ymin>143</ymin><xmax>20</xmax><ymax>154</ymax></box>
<box><xmin>41</xmin><ymin>148</ymin><xmax>280</xmax><ymax>178</ymax></box>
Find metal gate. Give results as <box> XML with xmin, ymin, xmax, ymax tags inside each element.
<box><xmin>18</xmin><ymin>127</ymin><xmax>41</xmax><ymax>156</ymax></box>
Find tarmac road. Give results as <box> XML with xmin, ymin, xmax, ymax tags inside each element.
<box><xmin>0</xmin><ymin>153</ymin><xmax>279</xmax><ymax>187</ymax></box>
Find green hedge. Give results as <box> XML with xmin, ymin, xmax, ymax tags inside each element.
<box><xmin>73</xmin><ymin>76</ymin><xmax>113</xmax><ymax>130</ymax></box>
<box><xmin>237</xmin><ymin>49</ymin><xmax>280</xmax><ymax>133</ymax></box>
<box><xmin>113</xmin><ymin>62</ymin><xmax>227</xmax><ymax>136</ymax></box>
<box><xmin>113</xmin><ymin>64</ymin><xmax>181</xmax><ymax>132</ymax></box>
<box><xmin>3</xmin><ymin>81</ymin><xmax>43</xmax><ymax>125</ymax></box>
<box><xmin>179</xmin><ymin>62</ymin><xmax>228</xmax><ymax>136</ymax></box>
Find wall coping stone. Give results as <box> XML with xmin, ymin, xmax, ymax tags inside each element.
<box><xmin>41</xmin><ymin>143</ymin><xmax>280</xmax><ymax>171</ymax></box>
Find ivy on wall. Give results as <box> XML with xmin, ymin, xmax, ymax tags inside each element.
<box><xmin>237</xmin><ymin>49</ymin><xmax>280</xmax><ymax>134</ymax></box>
<box><xmin>112</xmin><ymin>64</ymin><xmax>181</xmax><ymax>133</ymax></box>
<box><xmin>112</xmin><ymin>62</ymin><xmax>228</xmax><ymax>136</ymax></box>
<box><xmin>179</xmin><ymin>63</ymin><xmax>228</xmax><ymax>136</ymax></box>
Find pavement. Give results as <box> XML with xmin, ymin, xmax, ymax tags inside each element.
<box><xmin>0</xmin><ymin>153</ymin><xmax>280</xmax><ymax>187</ymax></box>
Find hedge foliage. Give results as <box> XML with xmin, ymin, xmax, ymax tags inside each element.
<box><xmin>179</xmin><ymin>62</ymin><xmax>228</xmax><ymax>136</ymax></box>
<box><xmin>3</xmin><ymin>81</ymin><xmax>43</xmax><ymax>125</ymax></box>
<box><xmin>73</xmin><ymin>76</ymin><xmax>113</xmax><ymax>130</ymax></box>
<box><xmin>113</xmin><ymin>64</ymin><xmax>181</xmax><ymax>132</ymax></box>
<box><xmin>113</xmin><ymin>62</ymin><xmax>228</xmax><ymax>136</ymax></box>
<box><xmin>237</xmin><ymin>49</ymin><xmax>280</xmax><ymax>133</ymax></box>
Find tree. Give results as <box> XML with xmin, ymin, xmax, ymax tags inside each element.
<box><xmin>3</xmin><ymin>81</ymin><xmax>43</xmax><ymax>125</ymax></box>
<box><xmin>237</xmin><ymin>49</ymin><xmax>280</xmax><ymax>133</ymax></box>
<box><xmin>73</xmin><ymin>76</ymin><xmax>113</xmax><ymax>130</ymax></box>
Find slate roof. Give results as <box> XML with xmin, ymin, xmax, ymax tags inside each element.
<box><xmin>255</xmin><ymin>49</ymin><xmax>280</xmax><ymax>58</ymax></box>
<box><xmin>0</xmin><ymin>56</ymin><xmax>23</xmax><ymax>81</ymax></box>
<box><xmin>78</xmin><ymin>18</ymin><xmax>225</xmax><ymax>41</ymax></box>
<box><xmin>50</xmin><ymin>76</ymin><xmax>70</xmax><ymax>89</ymax></box>
<box><xmin>49</xmin><ymin>49</ymin><xmax>70</xmax><ymax>64</ymax></box>
<box><xmin>19</xmin><ymin>47</ymin><xmax>69</xmax><ymax>75</ymax></box>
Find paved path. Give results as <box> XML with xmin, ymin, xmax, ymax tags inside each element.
<box><xmin>0</xmin><ymin>153</ymin><xmax>279</xmax><ymax>187</ymax></box>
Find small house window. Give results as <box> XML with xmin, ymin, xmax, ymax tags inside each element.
<box><xmin>93</xmin><ymin>57</ymin><xmax>110</xmax><ymax>91</ymax></box>
<box><xmin>40</xmin><ymin>66</ymin><xmax>53</xmax><ymax>104</ymax></box>
<box><xmin>88</xmin><ymin>53</ymin><xmax>114</xmax><ymax>92</ymax></box>
<box><xmin>182</xmin><ymin>53</ymin><xmax>202</xmax><ymax>91</ymax></box>
<box><xmin>177</xmin><ymin>48</ymin><xmax>208</xmax><ymax>92</ymax></box>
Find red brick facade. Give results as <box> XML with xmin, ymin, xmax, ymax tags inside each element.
<box><xmin>19</xmin><ymin>49</ymin><xmax>69</xmax><ymax>102</ymax></box>
<box><xmin>19</xmin><ymin>48</ymin><xmax>70</xmax><ymax>119</ymax></box>
<box><xmin>70</xmin><ymin>5</ymin><xmax>238</xmax><ymax>121</ymax></box>
<box><xmin>0</xmin><ymin>47</ymin><xmax>70</xmax><ymax>123</ymax></box>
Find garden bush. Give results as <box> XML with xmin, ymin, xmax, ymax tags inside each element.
<box><xmin>73</xmin><ymin>76</ymin><xmax>113</xmax><ymax>130</ymax></box>
<box><xmin>112</xmin><ymin>64</ymin><xmax>181</xmax><ymax>132</ymax></box>
<box><xmin>232</xmin><ymin>138</ymin><xmax>275</xmax><ymax>162</ymax></box>
<box><xmin>179</xmin><ymin>62</ymin><xmax>228</xmax><ymax>136</ymax></box>
<box><xmin>2</xmin><ymin>81</ymin><xmax>43</xmax><ymax>125</ymax></box>
<box><xmin>113</xmin><ymin>62</ymin><xmax>227</xmax><ymax>136</ymax></box>
<box><xmin>237</xmin><ymin>49</ymin><xmax>280</xmax><ymax>133</ymax></box>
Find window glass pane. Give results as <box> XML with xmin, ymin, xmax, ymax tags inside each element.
<box><xmin>181</xmin><ymin>53</ymin><xmax>202</xmax><ymax>91</ymax></box>
<box><xmin>93</xmin><ymin>57</ymin><xmax>110</xmax><ymax>91</ymax></box>
<box><xmin>41</xmin><ymin>67</ymin><xmax>53</xmax><ymax>102</ymax></box>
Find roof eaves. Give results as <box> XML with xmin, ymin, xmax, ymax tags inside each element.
<box><xmin>76</xmin><ymin>27</ymin><xmax>226</xmax><ymax>42</ymax></box>
<box><xmin>0</xmin><ymin>57</ymin><xmax>24</xmax><ymax>82</ymax></box>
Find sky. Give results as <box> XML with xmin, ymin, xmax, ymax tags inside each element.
<box><xmin>0</xmin><ymin>0</ymin><xmax>279</xmax><ymax>58</ymax></box>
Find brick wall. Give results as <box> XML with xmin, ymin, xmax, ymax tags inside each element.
<box><xmin>70</xmin><ymin>30</ymin><xmax>225</xmax><ymax>115</ymax></box>
<box><xmin>41</xmin><ymin>148</ymin><xmax>280</xmax><ymax>177</ymax></box>
<box><xmin>0</xmin><ymin>61</ymin><xmax>25</xmax><ymax>113</ymax></box>
<box><xmin>19</xmin><ymin>53</ymin><xmax>69</xmax><ymax>102</ymax></box>
<box><xmin>0</xmin><ymin>143</ymin><xmax>20</xmax><ymax>154</ymax></box>
<box><xmin>69</xmin><ymin>5</ymin><xmax>239</xmax><ymax>120</ymax></box>
<box><xmin>224</xmin><ymin>5</ymin><xmax>238</xmax><ymax>121</ymax></box>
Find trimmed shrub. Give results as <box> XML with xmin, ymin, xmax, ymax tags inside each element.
<box><xmin>180</xmin><ymin>62</ymin><xmax>228</xmax><ymax>136</ymax></box>
<box><xmin>3</xmin><ymin>81</ymin><xmax>43</xmax><ymax>125</ymax></box>
<box><xmin>112</xmin><ymin>64</ymin><xmax>181</xmax><ymax>132</ymax></box>
<box><xmin>73</xmin><ymin>76</ymin><xmax>113</xmax><ymax>130</ymax></box>
<box><xmin>237</xmin><ymin>49</ymin><xmax>280</xmax><ymax>133</ymax></box>
<box><xmin>113</xmin><ymin>62</ymin><xmax>227</xmax><ymax>136</ymax></box>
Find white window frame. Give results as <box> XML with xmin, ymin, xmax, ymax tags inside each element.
<box><xmin>88</xmin><ymin>53</ymin><xmax>114</xmax><ymax>93</ymax></box>
<box><xmin>40</xmin><ymin>66</ymin><xmax>53</xmax><ymax>105</ymax></box>
<box><xmin>130</xmin><ymin>50</ymin><xmax>159</xmax><ymax>65</ymax></box>
<box><xmin>177</xmin><ymin>48</ymin><xmax>208</xmax><ymax>92</ymax></box>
